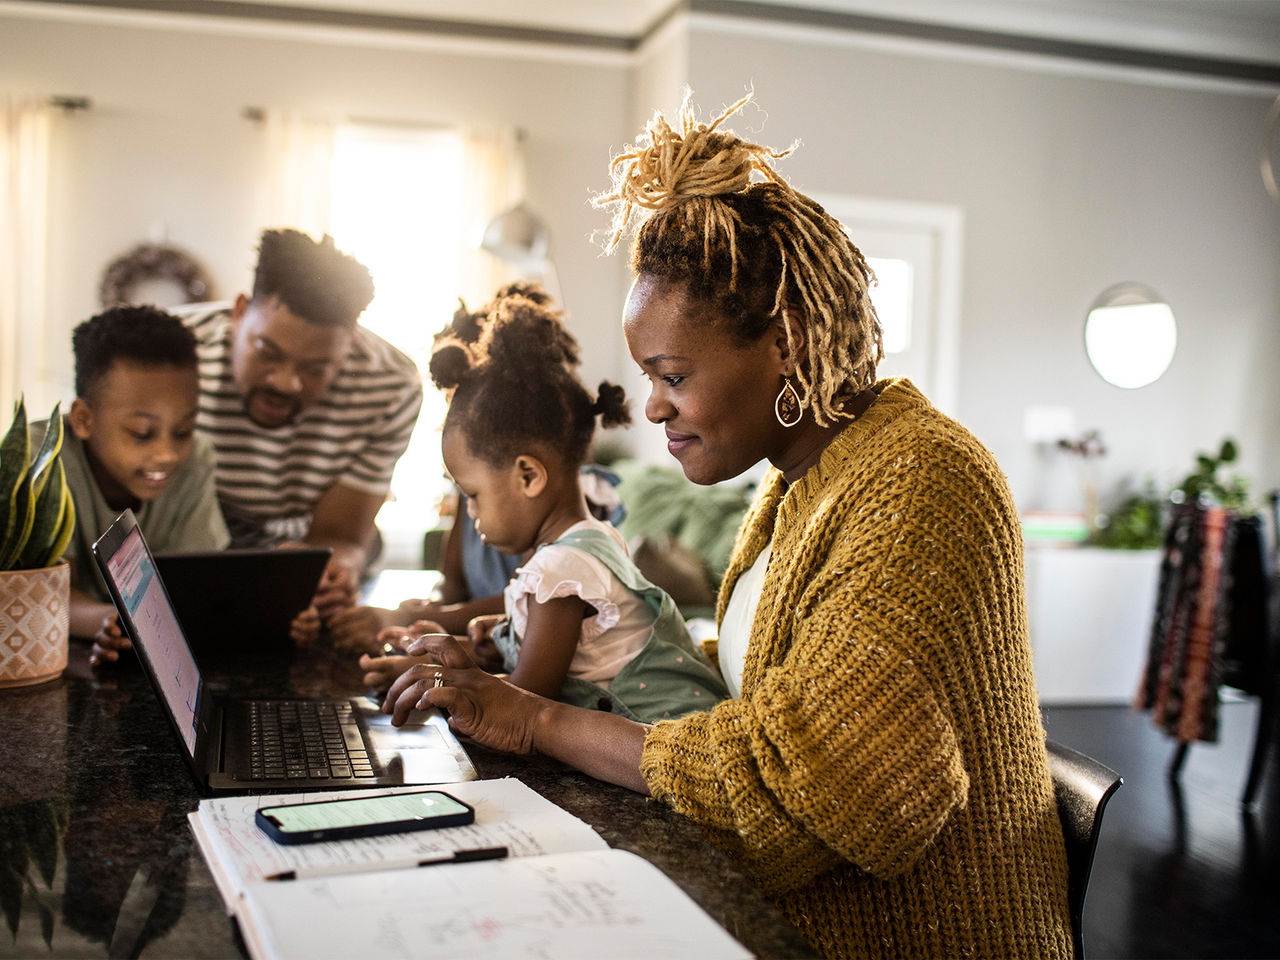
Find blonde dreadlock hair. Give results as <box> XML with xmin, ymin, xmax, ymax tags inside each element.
<box><xmin>594</xmin><ymin>91</ymin><xmax>883</xmax><ymax>426</ymax></box>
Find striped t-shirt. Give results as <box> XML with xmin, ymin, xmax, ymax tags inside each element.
<box><xmin>179</xmin><ymin>302</ymin><xmax>423</xmax><ymax>548</ymax></box>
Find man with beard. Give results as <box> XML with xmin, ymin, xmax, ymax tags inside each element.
<box><xmin>179</xmin><ymin>229</ymin><xmax>422</xmax><ymax>624</ymax></box>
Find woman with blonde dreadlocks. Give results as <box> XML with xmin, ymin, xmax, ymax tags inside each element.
<box><xmin>383</xmin><ymin>92</ymin><xmax>1072</xmax><ymax>960</ymax></box>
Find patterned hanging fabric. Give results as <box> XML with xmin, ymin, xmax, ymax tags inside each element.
<box><xmin>1135</xmin><ymin>502</ymin><xmax>1268</xmax><ymax>744</ymax></box>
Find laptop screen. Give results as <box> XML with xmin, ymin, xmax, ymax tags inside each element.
<box><xmin>103</xmin><ymin>524</ymin><xmax>202</xmax><ymax>756</ymax></box>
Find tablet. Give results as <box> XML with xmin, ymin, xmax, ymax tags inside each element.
<box><xmin>155</xmin><ymin>547</ymin><xmax>331</xmax><ymax>663</ymax></box>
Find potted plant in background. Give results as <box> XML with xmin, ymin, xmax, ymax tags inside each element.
<box><xmin>0</xmin><ymin>398</ymin><xmax>76</xmax><ymax>688</ymax></box>
<box><xmin>1089</xmin><ymin>480</ymin><xmax>1166</xmax><ymax>550</ymax></box>
<box><xmin>1173</xmin><ymin>437</ymin><xmax>1250</xmax><ymax>509</ymax></box>
<box><xmin>1057</xmin><ymin>428</ymin><xmax>1108</xmax><ymax>535</ymax></box>
<box><xmin>1088</xmin><ymin>438</ymin><xmax>1252</xmax><ymax>551</ymax></box>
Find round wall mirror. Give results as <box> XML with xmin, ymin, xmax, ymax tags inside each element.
<box><xmin>1084</xmin><ymin>282</ymin><xmax>1177</xmax><ymax>389</ymax></box>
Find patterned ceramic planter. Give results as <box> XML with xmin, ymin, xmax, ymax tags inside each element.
<box><xmin>0</xmin><ymin>560</ymin><xmax>70</xmax><ymax>688</ymax></box>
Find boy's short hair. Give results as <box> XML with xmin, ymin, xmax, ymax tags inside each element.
<box><xmin>251</xmin><ymin>228</ymin><xmax>375</xmax><ymax>328</ymax></box>
<box><xmin>72</xmin><ymin>304</ymin><xmax>198</xmax><ymax>401</ymax></box>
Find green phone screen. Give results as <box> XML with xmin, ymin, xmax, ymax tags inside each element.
<box><xmin>263</xmin><ymin>791</ymin><xmax>470</xmax><ymax>833</ymax></box>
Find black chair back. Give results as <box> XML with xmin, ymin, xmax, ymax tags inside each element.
<box><xmin>1046</xmin><ymin>739</ymin><xmax>1123</xmax><ymax>959</ymax></box>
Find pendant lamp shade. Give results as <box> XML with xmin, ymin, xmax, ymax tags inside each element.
<box><xmin>480</xmin><ymin>202</ymin><xmax>549</xmax><ymax>267</ymax></box>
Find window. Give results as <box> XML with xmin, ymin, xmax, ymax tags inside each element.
<box><xmin>866</xmin><ymin>256</ymin><xmax>912</xmax><ymax>354</ymax></box>
<box><xmin>329</xmin><ymin>124</ymin><xmax>464</xmax><ymax>568</ymax></box>
<box><xmin>813</xmin><ymin>195</ymin><xmax>963</xmax><ymax>414</ymax></box>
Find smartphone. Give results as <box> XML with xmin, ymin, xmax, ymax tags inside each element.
<box><xmin>255</xmin><ymin>790</ymin><xmax>475</xmax><ymax>844</ymax></box>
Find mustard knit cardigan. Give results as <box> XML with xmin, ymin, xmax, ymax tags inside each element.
<box><xmin>640</xmin><ymin>379</ymin><xmax>1072</xmax><ymax>959</ymax></box>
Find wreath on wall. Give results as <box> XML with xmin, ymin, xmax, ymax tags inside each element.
<box><xmin>99</xmin><ymin>242</ymin><xmax>215</xmax><ymax>308</ymax></box>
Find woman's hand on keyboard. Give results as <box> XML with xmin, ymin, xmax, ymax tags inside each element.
<box><xmin>383</xmin><ymin>634</ymin><xmax>544</xmax><ymax>755</ymax></box>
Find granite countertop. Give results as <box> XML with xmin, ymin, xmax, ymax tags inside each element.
<box><xmin>0</xmin><ymin>643</ymin><xmax>815</xmax><ymax>958</ymax></box>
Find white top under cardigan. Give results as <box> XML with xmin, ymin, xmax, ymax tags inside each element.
<box><xmin>716</xmin><ymin>540</ymin><xmax>772</xmax><ymax>699</ymax></box>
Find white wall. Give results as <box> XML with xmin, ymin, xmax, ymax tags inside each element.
<box><xmin>0</xmin><ymin>11</ymin><xmax>630</xmax><ymax>404</ymax></box>
<box><xmin>615</xmin><ymin>14</ymin><xmax>694</xmax><ymax>464</ymax></box>
<box><xmin>684</xmin><ymin>21</ymin><xmax>1280</xmax><ymax>511</ymax></box>
<box><xmin>4</xmin><ymin>7</ymin><xmax>1279</xmax><ymax>514</ymax></box>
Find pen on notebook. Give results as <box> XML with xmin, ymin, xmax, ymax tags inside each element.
<box><xmin>263</xmin><ymin>845</ymin><xmax>508</xmax><ymax>881</ymax></box>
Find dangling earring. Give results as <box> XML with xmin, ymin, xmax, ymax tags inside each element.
<box><xmin>775</xmin><ymin>377</ymin><xmax>803</xmax><ymax>428</ymax></box>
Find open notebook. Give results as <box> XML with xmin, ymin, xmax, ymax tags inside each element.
<box><xmin>189</xmin><ymin>777</ymin><xmax>751</xmax><ymax>960</ymax></box>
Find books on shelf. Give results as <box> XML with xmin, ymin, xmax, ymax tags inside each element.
<box><xmin>188</xmin><ymin>777</ymin><xmax>751</xmax><ymax>960</ymax></box>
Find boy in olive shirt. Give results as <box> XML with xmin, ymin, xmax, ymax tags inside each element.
<box><xmin>32</xmin><ymin>305</ymin><xmax>229</xmax><ymax>664</ymax></box>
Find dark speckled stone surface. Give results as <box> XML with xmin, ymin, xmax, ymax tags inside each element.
<box><xmin>0</xmin><ymin>643</ymin><xmax>815</xmax><ymax>959</ymax></box>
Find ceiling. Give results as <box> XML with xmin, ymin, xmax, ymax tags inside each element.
<box><xmin>208</xmin><ymin>0</ymin><xmax>674</xmax><ymax>36</ymax></box>
<box><xmin>195</xmin><ymin>0</ymin><xmax>1280</xmax><ymax>65</ymax></box>
<box><xmin>16</xmin><ymin>0</ymin><xmax>1280</xmax><ymax>80</ymax></box>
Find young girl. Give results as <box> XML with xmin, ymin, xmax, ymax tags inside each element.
<box><xmin>360</xmin><ymin>287</ymin><xmax>726</xmax><ymax>723</ymax></box>
<box><xmin>328</xmin><ymin>286</ymin><xmax>623</xmax><ymax>649</ymax></box>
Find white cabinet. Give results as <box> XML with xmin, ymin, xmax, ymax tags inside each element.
<box><xmin>1023</xmin><ymin>547</ymin><xmax>1162</xmax><ymax>705</ymax></box>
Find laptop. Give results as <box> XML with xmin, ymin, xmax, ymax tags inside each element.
<box><xmin>155</xmin><ymin>547</ymin><xmax>330</xmax><ymax>661</ymax></box>
<box><xmin>92</xmin><ymin>509</ymin><xmax>477</xmax><ymax>794</ymax></box>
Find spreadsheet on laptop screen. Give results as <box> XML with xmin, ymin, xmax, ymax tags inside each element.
<box><xmin>105</xmin><ymin>526</ymin><xmax>201</xmax><ymax>755</ymax></box>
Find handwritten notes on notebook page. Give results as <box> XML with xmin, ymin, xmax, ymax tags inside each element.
<box><xmin>240</xmin><ymin>847</ymin><xmax>750</xmax><ymax>960</ymax></box>
<box><xmin>188</xmin><ymin>777</ymin><xmax>751</xmax><ymax>960</ymax></box>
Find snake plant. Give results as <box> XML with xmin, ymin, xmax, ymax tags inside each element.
<box><xmin>0</xmin><ymin>398</ymin><xmax>76</xmax><ymax>571</ymax></box>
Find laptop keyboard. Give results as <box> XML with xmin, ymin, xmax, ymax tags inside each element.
<box><xmin>246</xmin><ymin>700</ymin><xmax>376</xmax><ymax>780</ymax></box>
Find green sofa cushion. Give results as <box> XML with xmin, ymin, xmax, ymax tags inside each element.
<box><xmin>611</xmin><ymin>459</ymin><xmax>754</xmax><ymax>589</ymax></box>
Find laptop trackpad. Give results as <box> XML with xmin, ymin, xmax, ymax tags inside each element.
<box><xmin>355</xmin><ymin>701</ymin><xmax>477</xmax><ymax>784</ymax></box>
<box><xmin>365</xmin><ymin>722</ymin><xmax>446</xmax><ymax>750</ymax></box>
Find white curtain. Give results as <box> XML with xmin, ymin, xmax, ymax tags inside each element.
<box><xmin>254</xmin><ymin>116</ymin><xmax>519</xmax><ymax>307</ymax></box>
<box><xmin>0</xmin><ymin>98</ymin><xmax>52</xmax><ymax>418</ymax></box>
<box><xmin>458</xmin><ymin>127</ymin><xmax>523</xmax><ymax>308</ymax></box>
<box><xmin>258</xmin><ymin>111</ymin><xmax>335</xmax><ymax>239</ymax></box>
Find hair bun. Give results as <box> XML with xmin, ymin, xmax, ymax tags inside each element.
<box><xmin>593</xmin><ymin>381</ymin><xmax>631</xmax><ymax>429</ymax></box>
<box><xmin>484</xmin><ymin>294</ymin><xmax>581</xmax><ymax>369</ymax></box>
<box><xmin>593</xmin><ymin>89</ymin><xmax>795</xmax><ymax>251</ymax></box>
<box><xmin>493</xmin><ymin>281</ymin><xmax>555</xmax><ymax>308</ymax></box>
<box><xmin>427</xmin><ymin>341</ymin><xmax>474</xmax><ymax>391</ymax></box>
<box><xmin>441</xmin><ymin>298</ymin><xmax>485</xmax><ymax>345</ymax></box>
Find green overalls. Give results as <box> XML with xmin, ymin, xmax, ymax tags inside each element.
<box><xmin>491</xmin><ymin>527</ymin><xmax>728</xmax><ymax>723</ymax></box>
